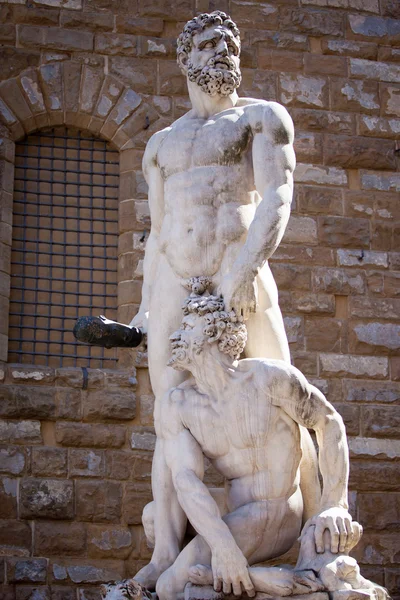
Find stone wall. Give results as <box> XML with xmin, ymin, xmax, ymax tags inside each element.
<box><xmin>0</xmin><ymin>0</ymin><xmax>399</xmax><ymax>599</ymax></box>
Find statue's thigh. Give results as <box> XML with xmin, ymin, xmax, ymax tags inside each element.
<box><xmin>245</xmin><ymin>265</ymin><xmax>290</xmax><ymax>362</ymax></box>
<box><xmin>147</xmin><ymin>256</ymin><xmax>189</xmax><ymax>398</ymax></box>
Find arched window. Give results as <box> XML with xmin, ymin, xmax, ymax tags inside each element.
<box><xmin>8</xmin><ymin>127</ymin><xmax>119</xmax><ymax>368</ymax></box>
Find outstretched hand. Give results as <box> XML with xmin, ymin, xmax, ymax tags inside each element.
<box><xmin>307</xmin><ymin>507</ymin><xmax>356</xmax><ymax>555</ymax></box>
<box><xmin>218</xmin><ymin>272</ymin><xmax>258</xmax><ymax>320</ymax></box>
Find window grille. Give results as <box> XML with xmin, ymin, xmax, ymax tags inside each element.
<box><xmin>8</xmin><ymin>127</ymin><xmax>119</xmax><ymax>368</ymax></box>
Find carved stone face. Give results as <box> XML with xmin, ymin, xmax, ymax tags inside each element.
<box><xmin>186</xmin><ymin>24</ymin><xmax>242</xmax><ymax>96</ymax></box>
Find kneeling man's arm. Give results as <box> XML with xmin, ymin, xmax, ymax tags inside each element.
<box><xmin>162</xmin><ymin>411</ymin><xmax>254</xmax><ymax>595</ymax></box>
<box><xmin>275</xmin><ymin>378</ymin><xmax>354</xmax><ymax>554</ymax></box>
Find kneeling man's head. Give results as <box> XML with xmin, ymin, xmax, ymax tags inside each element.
<box><xmin>168</xmin><ymin>293</ymin><xmax>247</xmax><ymax>370</ymax></box>
<box><xmin>177</xmin><ymin>10</ymin><xmax>242</xmax><ymax>97</ymax></box>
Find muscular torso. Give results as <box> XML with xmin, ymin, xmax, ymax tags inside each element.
<box><xmin>174</xmin><ymin>361</ymin><xmax>302</xmax><ymax>512</ymax></box>
<box><xmin>155</xmin><ymin>101</ymin><xmax>263</xmax><ymax>279</ymax></box>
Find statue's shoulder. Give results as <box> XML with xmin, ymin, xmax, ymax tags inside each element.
<box><xmin>144</xmin><ymin>125</ymin><xmax>172</xmax><ymax>161</ymax></box>
<box><xmin>239</xmin><ymin>98</ymin><xmax>294</xmax><ymax>143</ymax></box>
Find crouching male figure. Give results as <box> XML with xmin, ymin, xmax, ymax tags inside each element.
<box><xmin>154</xmin><ymin>290</ymin><xmax>360</xmax><ymax>600</ymax></box>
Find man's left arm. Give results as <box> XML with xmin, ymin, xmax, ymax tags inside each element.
<box><xmin>274</xmin><ymin>373</ymin><xmax>356</xmax><ymax>555</ymax></box>
<box><xmin>221</xmin><ymin>102</ymin><xmax>295</xmax><ymax>317</ymax></box>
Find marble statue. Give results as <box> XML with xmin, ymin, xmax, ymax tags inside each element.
<box><xmin>100</xmin><ymin>10</ymin><xmax>388</xmax><ymax>600</ymax></box>
<box><xmin>129</xmin><ymin>10</ymin><xmax>320</xmax><ymax>591</ymax></box>
<box><xmin>136</xmin><ymin>283</ymin><xmax>386</xmax><ymax>600</ymax></box>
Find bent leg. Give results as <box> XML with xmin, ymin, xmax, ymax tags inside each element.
<box><xmin>135</xmin><ymin>256</ymin><xmax>191</xmax><ymax>588</ymax></box>
<box><xmin>244</xmin><ymin>262</ymin><xmax>290</xmax><ymax>362</ymax></box>
<box><xmin>156</xmin><ymin>498</ymin><xmax>302</xmax><ymax>600</ymax></box>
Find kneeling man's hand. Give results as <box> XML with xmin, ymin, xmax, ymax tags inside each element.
<box><xmin>212</xmin><ymin>544</ymin><xmax>255</xmax><ymax>597</ymax></box>
<box><xmin>310</xmin><ymin>507</ymin><xmax>355</xmax><ymax>555</ymax></box>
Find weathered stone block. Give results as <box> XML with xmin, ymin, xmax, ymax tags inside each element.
<box><xmin>344</xmin><ymin>379</ymin><xmax>400</xmax><ymax>403</ymax></box>
<box><xmin>109</xmin><ymin>57</ymin><xmax>157</xmax><ymax>93</ymax></box>
<box><xmin>7</xmin><ymin>558</ymin><xmax>48</xmax><ymax>583</ymax></box>
<box><xmin>87</xmin><ymin>524</ymin><xmax>133</xmax><ymax>559</ymax></box>
<box><xmin>357</xmin><ymin>115</ymin><xmax>400</xmax><ymax>139</ymax></box>
<box><xmin>350</xmin><ymin>297</ymin><xmax>400</xmax><ymax>319</ymax></box>
<box><xmin>0</xmin><ymin>386</ymin><xmax>56</xmax><ymax>419</ymax></box>
<box><xmin>20</xmin><ymin>478</ymin><xmax>74</xmax><ymax>519</ymax></box>
<box><xmin>349</xmin><ymin>438</ymin><xmax>400</xmax><ymax>461</ymax></box>
<box><xmin>318</xmin><ymin>216</ymin><xmax>370</xmax><ymax>248</ymax></box>
<box><xmin>80</xmin><ymin>66</ymin><xmax>104</xmax><ymax>114</ymax></box>
<box><xmin>334</xmin><ymin>404</ymin><xmax>360</xmax><ymax>436</ymax></box>
<box><xmin>349</xmin><ymin>58</ymin><xmax>400</xmax><ymax>84</ymax></box>
<box><xmin>106</xmin><ymin>450</ymin><xmax>152</xmax><ymax>481</ymax></box>
<box><xmin>292</xmin><ymin>293</ymin><xmax>335</xmax><ymax>315</ymax></box>
<box><xmin>313</xmin><ymin>267</ymin><xmax>365</xmax><ymax>295</ymax></box>
<box><xmin>380</xmin><ymin>84</ymin><xmax>400</xmax><ymax>118</ymax></box>
<box><xmin>83</xmin><ymin>389</ymin><xmax>136</xmax><ymax>421</ymax></box>
<box><xmin>280</xmin><ymin>74</ymin><xmax>328</xmax><ymax>108</ymax></box>
<box><xmin>321</xmin><ymin>39</ymin><xmax>377</xmax><ymax>60</ymax></box>
<box><xmin>351</xmin><ymin>532</ymin><xmax>399</xmax><ymax>565</ymax></box>
<box><xmin>0</xmin><ymin>446</ymin><xmax>27</xmax><ymax>475</ymax></box>
<box><xmin>348</xmin><ymin>14</ymin><xmax>400</xmax><ymax>43</ymax></box>
<box><xmin>293</xmin><ymin>132</ymin><xmax>322</xmax><ymax>164</ymax></box>
<box><xmin>295</xmin><ymin>164</ymin><xmax>347</xmax><ymax>186</ymax></box>
<box><xmin>361</xmin><ymin>170</ymin><xmax>400</xmax><ymax>193</ymax></box>
<box><xmin>122</xmin><ymin>482</ymin><xmax>152</xmax><ymax>525</ymax></box>
<box><xmin>0</xmin><ymin>477</ymin><xmax>17</xmax><ymax>518</ymax></box>
<box><xmin>60</xmin><ymin>10</ymin><xmax>113</xmax><ymax>31</ymax></box>
<box><xmin>130</xmin><ymin>429</ymin><xmax>156</xmax><ymax>451</ymax></box>
<box><xmin>282</xmin><ymin>215</ymin><xmax>317</xmax><ymax>245</ymax></box>
<box><xmin>56</xmin><ymin>388</ymin><xmax>81</xmax><ymax>421</ymax></box>
<box><xmin>324</xmin><ymin>134</ymin><xmax>396</xmax><ymax>170</ymax></box>
<box><xmin>19</xmin><ymin>25</ymin><xmax>93</xmax><ymax>52</ymax></box>
<box><xmin>32</xmin><ymin>447</ymin><xmax>67</xmax><ymax>478</ymax></box>
<box><xmin>34</xmin><ymin>521</ymin><xmax>86</xmax><ymax>556</ymax></box>
<box><xmin>138</xmin><ymin>0</ymin><xmax>192</xmax><ymax>19</ymax></box>
<box><xmin>297</xmin><ymin>185</ymin><xmax>343</xmax><ymax>216</ymax></box>
<box><xmin>320</xmin><ymin>353</ymin><xmax>388</xmax><ymax>379</ymax></box>
<box><xmin>337</xmin><ymin>249</ymin><xmax>388</xmax><ymax>269</ymax></box>
<box><xmin>350</xmin><ymin>322</ymin><xmax>400</xmax><ymax>354</ymax></box>
<box><xmin>331</xmin><ymin>78</ymin><xmax>379</xmax><ymax>114</ymax></box>
<box><xmin>349</xmin><ymin>460</ymin><xmax>400</xmax><ymax>491</ymax></box>
<box><xmin>76</xmin><ymin>480</ymin><xmax>122</xmax><ymax>523</ymax></box>
<box><xmin>55</xmin><ymin>422</ymin><xmax>125</xmax><ymax>448</ymax></box>
<box><xmin>305</xmin><ymin>317</ymin><xmax>345</xmax><ymax>353</ymax></box>
<box><xmin>363</xmin><ymin>406</ymin><xmax>400</xmax><ymax>438</ymax></box>
<box><xmin>116</xmin><ymin>16</ymin><xmax>164</xmax><ymax>36</ymax></box>
<box><xmin>69</xmin><ymin>449</ymin><xmax>105</xmax><ymax>478</ymax></box>
<box><xmin>240</xmin><ymin>69</ymin><xmax>277</xmax><ymax>102</ymax></box>
<box><xmin>280</xmin><ymin>8</ymin><xmax>343</xmax><ymax>36</ymax></box>
<box><xmin>0</xmin><ymin>420</ymin><xmax>41</xmax><ymax>445</ymax></box>
<box><xmin>33</xmin><ymin>0</ymin><xmax>82</xmax><ymax>7</ymax></box>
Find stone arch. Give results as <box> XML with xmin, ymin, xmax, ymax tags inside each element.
<box><xmin>0</xmin><ymin>60</ymin><xmax>162</xmax><ymax>363</ymax></box>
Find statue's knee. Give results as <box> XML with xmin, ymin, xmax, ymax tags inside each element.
<box><xmin>142</xmin><ymin>501</ymin><xmax>155</xmax><ymax>547</ymax></box>
<box><xmin>155</xmin><ymin>570</ymin><xmax>176</xmax><ymax>600</ymax></box>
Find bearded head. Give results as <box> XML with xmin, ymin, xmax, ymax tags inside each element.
<box><xmin>177</xmin><ymin>11</ymin><xmax>242</xmax><ymax>97</ymax></box>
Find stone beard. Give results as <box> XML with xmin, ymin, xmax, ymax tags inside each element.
<box><xmin>186</xmin><ymin>53</ymin><xmax>241</xmax><ymax>97</ymax></box>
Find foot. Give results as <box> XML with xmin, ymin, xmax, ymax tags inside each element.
<box><xmin>134</xmin><ymin>562</ymin><xmax>164</xmax><ymax>591</ymax></box>
<box><xmin>188</xmin><ymin>564</ymin><xmax>214</xmax><ymax>586</ymax></box>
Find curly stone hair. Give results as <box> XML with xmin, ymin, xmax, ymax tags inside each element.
<box><xmin>177</xmin><ymin>10</ymin><xmax>240</xmax><ymax>71</ymax></box>
<box><xmin>183</xmin><ymin>293</ymin><xmax>247</xmax><ymax>360</ymax></box>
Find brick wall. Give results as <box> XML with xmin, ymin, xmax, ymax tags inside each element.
<box><xmin>0</xmin><ymin>0</ymin><xmax>399</xmax><ymax>598</ymax></box>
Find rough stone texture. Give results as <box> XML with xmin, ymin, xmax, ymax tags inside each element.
<box><xmin>20</xmin><ymin>478</ymin><xmax>74</xmax><ymax>519</ymax></box>
<box><xmin>0</xmin><ymin>0</ymin><xmax>398</xmax><ymax>594</ymax></box>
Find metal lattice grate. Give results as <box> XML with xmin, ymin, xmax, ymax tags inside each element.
<box><xmin>8</xmin><ymin>127</ymin><xmax>119</xmax><ymax>368</ymax></box>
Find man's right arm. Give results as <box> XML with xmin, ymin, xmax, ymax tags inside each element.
<box><xmin>129</xmin><ymin>130</ymin><xmax>166</xmax><ymax>330</ymax></box>
<box><xmin>162</xmin><ymin>391</ymin><xmax>255</xmax><ymax>596</ymax></box>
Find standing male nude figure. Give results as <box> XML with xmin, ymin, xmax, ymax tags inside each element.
<box><xmin>130</xmin><ymin>11</ymin><xmax>319</xmax><ymax>588</ymax></box>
